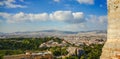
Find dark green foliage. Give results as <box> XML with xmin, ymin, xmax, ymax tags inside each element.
<box><xmin>65</xmin><ymin>56</ymin><xmax>78</xmax><ymax>59</ymax></box>
<box><xmin>50</xmin><ymin>47</ymin><xmax>68</xmax><ymax>56</ymax></box>
<box><xmin>66</xmin><ymin>44</ymin><xmax>104</xmax><ymax>59</ymax></box>
<box><xmin>53</xmin><ymin>37</ymin><xmax>62</xmax><ymax>43</ymax></box>
<box><xmin>82</xmin><ymin>44</ymin><xmax>104</xmax><ymax>59</ymax></box>
<box><xmin>0</xmin><ymin>37</ymin><xmax>64</xmax><ymax>58</ymax></box>
<box><xmin>0</xmin><ymin>50</ymin><xmax>23</xmax><ymax>59</ymax></box>
<box><xmin>0</xmin><ymin>37</ymin><xmax>63</xmax><ymax>50</ymax></box>
<box><xmin>0</xmin><ymin>54</ymin><xmax>4</xmax><ymax>59</ymax></box>
<box><xmin>0</xmin><ymin>50</ymin><xmax>23</xmax><ymax>55</ymax></box>
<box><xmin>0</xmin><ymin>37</ymin><xmax>104</xmax><ymax>59</ymax></box>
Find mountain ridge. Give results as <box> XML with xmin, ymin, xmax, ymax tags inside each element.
<box><xmin>0</xmin><ymin>30</ymin><xmax>107</xmax><ymax>34</ymax></box>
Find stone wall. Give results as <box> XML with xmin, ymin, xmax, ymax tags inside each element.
<box><xmin>100</xmin><ymin>0</ymin><xmax>120</xmax><ymax>59</ymax></box>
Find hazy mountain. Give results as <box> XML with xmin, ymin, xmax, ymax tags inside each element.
<box><xmin>0</xmin><ymin>30</ymin><xmax>107</xmax><ymax>34</ymax></box>
<box><xmin>0</xmin><ymin>30</ymin><xmax>107</xmax><ymax>38</ymax></box>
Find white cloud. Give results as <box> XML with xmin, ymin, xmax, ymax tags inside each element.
<box><xmin>0</xmin><ymin>0</ymin><xmax>26</xmax><ymax>8</ymax></box>
<box><xmin>77</xmin><ymin>0</ymin><xmax>94</xmax><ymax>5</ymax></box>
<box><xmin>98</xmin><ymin>16</ymin><xmax>107</xmax><ymax>24</ymax></box>
<box><xmin>0</xmin><ymin>20</ymin><xmax>2</xmax><ymax>23</ymax></box>
<box><xmin>67</xmin><ymin>23</ymin><xmax>86</xmax><ymax>29</ymax></box>
<box><xmin>0</xmin><ymin>11</ymin><xmax>107</xmax><ymax>32</ymax></box>
<box><xmin>53</xmin><ymin>0</ymin><xmax>60</xmax><ymax>2</ymax></box>
<box><xmin>71</xmin><ymin>12</ymin><xmax>85</xmax><ymax>24</ymax></box>
<box><xmin>50</xmin><ymin>11</ymin><xmax>73</xmax><ymax>21</ymax></box>
<box><xmin>86</xmin><ymin>15</ymin><xmax>107</xmax><ymax>24</ymax></box>
<box><xmin>73</xmin><ymin>12</ymin><xmax>84</xmax><ymax>20</ymax></box>
<box><xmin>50</xmin><ymin>11</ymin><xmax>85</xmax><ymax>24</ymax></box>
<box><xmin>0</xmin><ymin>12</ymin><xmax>49</xmax><ymax>23</ymax></box>
<box><xmin>0</xmin><ymin>11</ymin><xmax>107</xmax><ymax>28</ymax></box>
<box><xmin>61</xmin><ymin>23</ymin><xmax>87</xmax><ymax>31</ymax></box>
<box><xmin>0</xmin><ymin>2</ymin><xmax>4</xmax><ymax>5</ymax></box>
<box><xmin>0</xmin><ymin>11</ymin><xmax>85</xmax><ymax>24</ymax></box>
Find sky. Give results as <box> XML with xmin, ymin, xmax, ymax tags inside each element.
<box><xmin>0</xmin><ymin>0</ymin><xmax>107</xmax><ymax>33</ymax></box>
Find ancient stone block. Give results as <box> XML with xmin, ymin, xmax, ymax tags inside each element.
<box><xmin>100</xmin><ymin>0</ymin><xmax>120</xmax><ymax>59</ymax></box>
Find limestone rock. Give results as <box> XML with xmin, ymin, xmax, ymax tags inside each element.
<box><xmin>100</xmin><ymin>0</ymin><xmax>120</xmax><ymax>59</ymax></box>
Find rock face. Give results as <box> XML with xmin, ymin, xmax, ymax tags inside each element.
<box><xmin>100</xmin><ymin>0</ymin><xmax>120</xmax><ymax>59</ymax></box>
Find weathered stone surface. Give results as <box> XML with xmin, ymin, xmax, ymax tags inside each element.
<box><xmin>100</xmin><ymin>0</ymin><xmax>120</xmax><ymax>59</ymax></box>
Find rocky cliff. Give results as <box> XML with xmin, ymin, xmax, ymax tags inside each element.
<box><xmin>100</xmin><ymin>0</ymin><xmax>120</xmax><ymax>59</ymax></box>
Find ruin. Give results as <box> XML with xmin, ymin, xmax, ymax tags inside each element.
<box><xmin>100</xmin><ymin>0</ymin><xmax>120</xmax><ymax>59</ymax></box>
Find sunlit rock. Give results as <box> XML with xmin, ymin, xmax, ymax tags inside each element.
<box><xmin>100</xmin><ymin>0</ymin><xmax>120</xmax><ymax>59</ymax></box>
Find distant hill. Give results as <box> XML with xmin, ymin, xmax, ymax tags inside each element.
<box><xmin>37</xmin><ymin>30</ymin><xmax>78</xmax><ymax>34</ymax></box>
<box><xmin>0</xmin><ymin>30</ymin><xmax>107</xmax><ymax>38</ymax></box>
<box><xmin>78</xmin><ymin>30</ymin><xmax>107</xmax><ymax>33</ymax></box>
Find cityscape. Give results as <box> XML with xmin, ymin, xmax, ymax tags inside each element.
<box><xmin>0</xmin><ymin>30</ymin><xmax>107</xmax><ymax>59</ymax></box>
<box><xmin>0</xmin><ymin>0</ymin><xmax>108</xmax><ymax>59</ymax></box>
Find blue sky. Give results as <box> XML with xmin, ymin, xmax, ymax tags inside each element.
<box><xmin>0</xmin><ymin>0</ymin><xmax>107</xmax><ymax>33</ymax></box>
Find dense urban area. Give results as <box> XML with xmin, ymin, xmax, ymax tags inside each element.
<box><xmin>0</xmin><ymin>30</ymin><xmax>106</xmax><ymax>59</ymax></box>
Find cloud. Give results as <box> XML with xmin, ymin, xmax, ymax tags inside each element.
<box><xmin>65</xmin><ymin>23</ymin><xmax>86</xmax><ymax>29</ymax></box>
<box><xmin>0</xmin><ymin>11</ymin><xmax>107</xmax><ymax>31</ymax></box>
<box><xmin>0</xmin><ymin>11</ymin><xmax>85</xmax><ymax>24</ymax></box>
<box><xmin>0</xmin><ymin>12</ymin><xmax>49</xmax><ymax>23</ymax></box>
<box><xmin>50</xmin><ymin>11</ymin><xmax>85</xmax><ymax>24</ymax></box>
<box><xmin>77</xmin><ymin>0</ymin><xmax>94</xmax><ymax>5</ymax></box>
<box><xmin>71</xmin><ymin>12</ymin><xmax>85</xmax><ymax>24</ymax></box>
<box><xmin>58</xmin><ymin>23</ymin><xmax>87</xmax><ymax>31</ymax></box>
<box><xmin>0</xmin><ymin>11</ymin><xmax>107</xmax><ymax>32</ymax></box>
<box><xmin>50</xmin><ymin>11</ymin><xmax>73</xmax><ymax>21</ymax></box>
<box><xmin>0</xmin><ymin>0</ymin><xmax>26</xmax><ymax>8</ymax></box>
<box><xmin>0</xmin><ymin>20</ymin><xmax>2</xmax><ymax>23</ymax></box>
<box><xmin>86</xmin><ymin>15</ymin><xmax>107</xmax><ymax>24</ymax></box>
<box><xmin>61</xmin><ymin>15</ymin><xmax>107</xmax><ymax>31</ymax></box>
<box><xmin>53</xmin><ymin>0</ymin><xmax>60</xmax><ymax>2</ymax></box>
